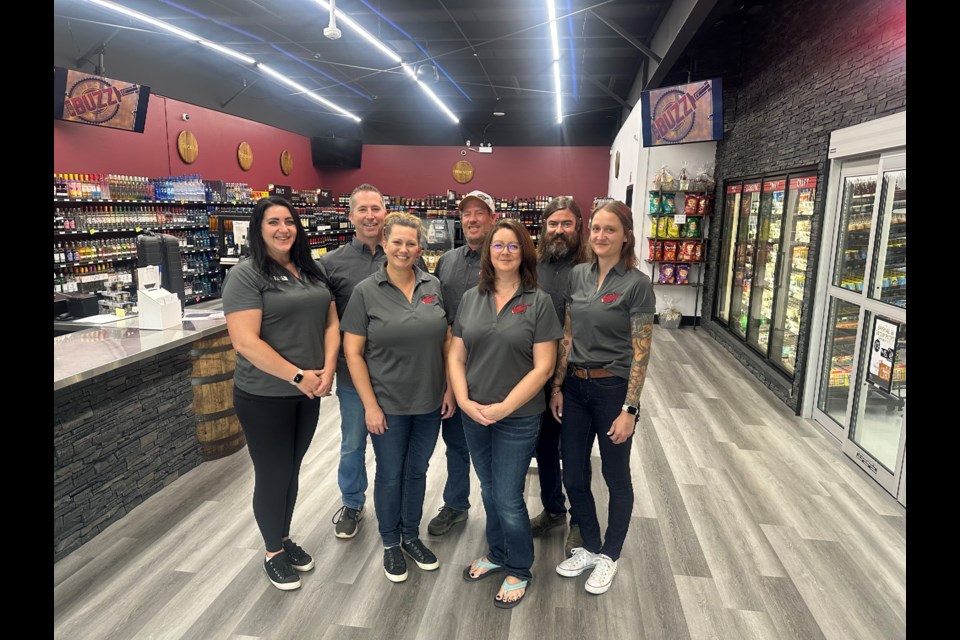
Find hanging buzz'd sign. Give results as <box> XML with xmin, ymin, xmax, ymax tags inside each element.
<box><xmin>639</xmin><ymin>78</ymin><xmax>724</xmax><ymax>147</ymax></box>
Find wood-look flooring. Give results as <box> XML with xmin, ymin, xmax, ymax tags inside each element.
<box><xmin>53</xmin><ymin>327</ymin><xmax>906</xmax><ymax>640</ymax></box>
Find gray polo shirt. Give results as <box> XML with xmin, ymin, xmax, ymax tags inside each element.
<box><xmin>566</xmin><ymin>262</ymin><xmax>657</xmax><ymax>380</ymax></box>
<box><xmin>453</xmin><ymin>286</ymin><xmax>563</xmax><ymax>418</ymax></box>
<box><xmin>340</xmin><ymin>266</ymin><xmax>447</xmax><ymax>415</ymax></box>
<box><xmin>537</xmin><ymin>256</ymin><xmax>577</xmax><ymax>324</ymax></box>
<box><xmin>222</xmin><ymin>258</ymin><xmax>333</xmax><ymax>397</ymax></box>
<box><xmin>434</xmin><ymin>245</ymin><xmax>482</xmax><ymax>325</ymax></box>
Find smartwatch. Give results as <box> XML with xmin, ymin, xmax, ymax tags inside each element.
<box><xmin>621</xmin><ymin>404</ymin><xmax>639</xmax><ymax>416</ymax></box>
<box><xmin>291</xmin><ymin>369</ymin><xmax>305</xmax><ymax>385</ymax></box>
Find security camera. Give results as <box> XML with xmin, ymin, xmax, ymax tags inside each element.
<box><xmin>324</xmin><ymin>26</ymin><xmax>341</xmax><ymax>39</ymax></box>
<box><xmin>181</xmin><ymin>113</ymin><xmax>190</xmax><ymax>121</ymax></box>
<box><xmin>460</xmin><ymin>149</ymin><xmax>467</xmax><ymax>156</ymax></box>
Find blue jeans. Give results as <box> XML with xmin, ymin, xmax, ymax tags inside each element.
<box><xmin>462</xmin><ymin>412</ymin><xmax>541</xmax><ymax>581</ymax></box>
<box><xmin>560</xmin><ymin>374</ymin><xmax>634</xmax><ymax>561</ymax></box>
<box><xmin>336</xmin><ymin>385</ymin><xmax>368</xmax><ymax>511</ymax></box>
<box><xmin>369</xmin><ymin>408</ymin><xmax>442</xmax><ymax>546</ymax></box>
<box><xmin>440</xmin><ymin>407</ymin><xmax>471</xmax><ymax>511</ymax></box>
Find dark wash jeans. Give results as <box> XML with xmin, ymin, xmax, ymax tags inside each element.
<box><xmin>369</xmin><ymin>407</ymin><xmax>442</xmax><ymax>547</ymax></box>
<box><xmin>439</xmin><ymin>407</ymin><xmax>471</xmax><ymax>511</ymax></box>
<box><xmin>560</xmin><ymin>373</ymin><xmax>634</xmax><ymax>561</ymax></box>
<box><xmin>462</xmin><ymin>412</ymin><xmax>541</xmax><ymax>581</ymax></box>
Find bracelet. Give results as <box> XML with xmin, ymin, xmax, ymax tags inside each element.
<box><xmin>551</xmin><ymin>388</ymin><xmax>563</xmax><ymax>397</ymax></box>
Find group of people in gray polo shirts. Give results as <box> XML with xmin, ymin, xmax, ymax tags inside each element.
<box><xmin>223</xmin><ymin>184</ymin><xmax>655</xmax><ymax>607</ymax></box>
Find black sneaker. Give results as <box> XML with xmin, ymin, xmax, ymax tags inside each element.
<box><xmin>530</xmin><ymin>509</ymin><xmax>567</xmax><ymax>537</ymax></box>
<box><xmin>332</xmin><ymin>505</ymin><xmax>365</xmax><ymax>539</ymax></box>
<box><xmin>281</xmin><ymin>538</ymin><xmax>315</xmax><ymax>571</ymax></box>
<box><xmin>427</xmin><ymin>506</ymin><xmax>467</xmax><ymax>536</ymax></box>
<box><xmin>383</xmin><ymin>546</ymin><xmax>408</xmax><ymax>583</ymax></box>
<box><xmin>264</xmin><ymin>552</ymin><xmax>301</xmax><ymax>591</ymax></box>
<box><xmin>565</xmin><ymin>524</ymin><xmax>583</xmax><ymax>558</ymax></box>
<box><xmin>401</xmin><ymin>538</ymin><xmax>440</xmax><ymax>571</ymax></box>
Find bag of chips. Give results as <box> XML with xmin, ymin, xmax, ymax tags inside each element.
<box><xmin>663</xmin><ymin>192</ymin><xmax>677</xmax><ymax>214</ymax></box>
<box><xmin>657</xmin><ymin>217</ymin><xmax>668</xmax><ymax>237</ymax></box>
<box><xmin>684</xmin><ymin>218</ymin><xmax>700</xmax><ymax>238</ymax></box>
<box><xmin>666</xmin><ymin>218</ymin><xmax>680</xmax><ymax>238</ymax></box>
<box><xmin>684</xmin><ymin>194</ymin><xmax>699</xmax><ymax>215</ymax></box>
<box><xmin>698</xmin><ymin>194</ymin><xmax>713</xmax><ymax>216</ymax></box>
<box><xmin>663</xmin><ymin>241</ymin><xmax>677</xmax><ymax>261</ymax></box>
<box><xmin>694</xmin><ymin>242</ymin><xmax>702</xmax><ymax>262</ymax></box>
<box><xmin>680</xmin><ymin>241</ymin><xmax>698</xmax><ymax>261</ymax></box>
<box><xmin>648</xmin><ymin>191</ymin><xmax>661</xmax><ymax>215</ymax></box>
<box><xmin>658</xmin><ymin>263</ymin><xmax>676</xmax><ymax>284</ymax></box>
<box><xmin>676</xmin><ymin>263</ymin><xmax>690</xmax><ymax>284</ymax></box>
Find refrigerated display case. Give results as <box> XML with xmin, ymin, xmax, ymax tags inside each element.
<box><xmin>816</xmin><ymin>297</ymin><xmax>861</xmax><ymax>425</ymax></box>
<box><xmin>869</xmin><ymin>170</ymin><xmax>906</xmax><ymax>309</ymax></box>
<box><xmin>715</xmin><ymin>184</ymin><xmax>742</xmax><ymax>324</ymax></box>
<box><xmin>715</xmin><ymin>172</ymin><xmax>817</xmax><ymax>379</ymax></box>
<box><xmin>728</xmin><ymin>181</ymin><xmax>761</xmax><ymax>338</ymax></box>
<box><xmin>769</xmin><ymin>176</ymin><xmax>817</xmax><ymax>374</ymax></box>
<box><xmin>747</xmin><ymin>178</ymin><xmax>786</xmax><ymax>354</ymax></box>
<box><xmin>832</xmin><ymin>176</ymin><xmax>876</xmax><ymax>293</ymax></box>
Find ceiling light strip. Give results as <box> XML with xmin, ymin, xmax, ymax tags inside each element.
<box><xmin>84</xmin><ymin>0</ymin><xmax>360</xmax><ymax>121</ymax></box>
<box><xmin>547</xmin><ymin>1</ymin><xmax>563</xmax><ymax>123</ymax></box>
<box><xmin>566</xmin><ymin>0</ymin><xmax>578</xmax><ymax>101</ymax></box>
<box><xmin>313</xmin><ymin>0</ymin><xmax>461</xmax><ymax>123</ymax></box>
<box><xmin>352</xmin><ymin>0</ymin><xmax>472</xmax><ymax>102</ymax></box>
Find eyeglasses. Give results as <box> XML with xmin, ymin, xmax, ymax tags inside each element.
<box><xmin>546</xmin><ymin>220</ymin><xmax>577</xmax><ymax>230</ymax></box>
<box><xmin>491</xmin><ymin>242</ymin><xmax>521</xmax><ymax>253</ymax></box>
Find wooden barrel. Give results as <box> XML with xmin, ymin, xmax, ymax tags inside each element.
<box><xmin>191</xmin><ymin>332</ymin><xmax>246</xmax><ymax>460</ymax></box>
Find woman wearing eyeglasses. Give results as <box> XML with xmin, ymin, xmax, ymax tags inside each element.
<box><xmin>448</xmin><ymin>218</ymin><xmax>562</xmax><ymax>609</ymax></box>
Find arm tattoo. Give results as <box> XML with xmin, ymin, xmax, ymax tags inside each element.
<box><xmin>552</xmin><ymin>305</ymin><xmax>572</xmax><ymax>388</ymax></box>
<box><xmin>625</xmin><ymin>312</ymin><xmax>654</xmax><ymax>407</ymax></box>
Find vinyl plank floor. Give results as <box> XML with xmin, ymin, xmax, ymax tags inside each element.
<box><xmin>53</xmin><ymin>326</ymin><xmax>906</xmax><ymax>640</ymax></box>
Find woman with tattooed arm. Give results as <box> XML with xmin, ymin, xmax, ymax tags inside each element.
<box><xmin>548</xmin><ymin>200</ymin><xmax>655</xmax><ymax>595</ymax></box>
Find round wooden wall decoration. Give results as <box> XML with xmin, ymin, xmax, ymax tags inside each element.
<box><xmin>280</xmin><ymin>150</ymin><xmax>293</xmax><ymax>176</ymax></box>
<box><xmin>177</xmin><ymin>130</ymin><xmax>199</xmax><ymax>164</ymax></box>
<box><xmin>452</xmin><ymin>160</ymin><xmax>474</xmax><ymax>184</ymax></box>
<box><xmin>237</xmin><ymin>142</ymin><xmax>254</xmax><ymax>171</ymax></box>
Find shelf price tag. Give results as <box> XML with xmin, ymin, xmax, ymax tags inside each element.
<box><xmin>674</xmin><ymin>214</ymin><xmax>687</xmax><ymax>224</ymax></box>
<box><xmin>89</xmin><ymin>229</ymin><xmax>97</xmax><ymax>235</ymax></box>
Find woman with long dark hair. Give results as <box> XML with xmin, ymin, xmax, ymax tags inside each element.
<box><xmin>549</xmin><ymin>200</ymin><xmax>655</xmax><ymax>595</ymax></box>
<box><xmin>448</xmin><ymin>218</ymin><xmax>562</xmax><ymax>608</ymax></box>
<box><xmin>222</xmin><ymin>196</ymin><xmax>339</xmax><ymax>591</ymax></box>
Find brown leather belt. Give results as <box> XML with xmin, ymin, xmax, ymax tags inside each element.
<box><xmin>569</xmin><ymin>365</ymin><xmax>616</xmax><ymax>379</ymax></box>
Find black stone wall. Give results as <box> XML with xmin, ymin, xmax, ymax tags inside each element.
<box><xmin>54</xmin><ymin>345</ymin><xmax>203</xmax><ymax>561</ymax></box>
<box><xmin>701</xmin><ymin>0</ymin><xmax>906</xmax><ymax>411</ymax></box>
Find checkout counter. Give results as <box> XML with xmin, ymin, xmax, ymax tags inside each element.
<box><xmin>54</xmin><ymin>297</ymin><xmax>244</xmax><ymax>561</ymax></box>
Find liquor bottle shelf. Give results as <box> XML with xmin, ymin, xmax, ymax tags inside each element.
<box><xmin>54</xmin><ymin>197</ymin><xmax>209</xmax><ymax>205</ymax></box>
<box><xmin>54</xmin><ymin>224</ymin><xmax>209</xmax><ymax>235</ymax></box>
<box><xmin>54</xmin><ymin>257</ymin><xmax>138</xmax><ymax>268</ymax></box>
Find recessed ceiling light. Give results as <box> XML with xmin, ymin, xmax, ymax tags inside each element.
<box><xmin>493</xmin><ymin>111</ymin><xmax>505</xmax><ymax>116</ymax></box>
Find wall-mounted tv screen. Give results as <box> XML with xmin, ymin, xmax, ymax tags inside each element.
<box><xmin>54</xmin><ymin>66</ymin><xmax>150</xmax><ymax>133</ymax></box>
<box><xmin>311</xmin><ymin>137</ymin><xmax>363</xmax><ymax>168</ymax></box>
<box><xmin>639</xmin><ymin>78</ymin><xmax>722</xmax><ymax>147</ymax></box>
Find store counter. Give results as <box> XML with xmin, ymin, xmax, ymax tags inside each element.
<box><xmin>54</xmin><ymin>301</ymin><xmax>245</xmax><ymax>561</ymax></box>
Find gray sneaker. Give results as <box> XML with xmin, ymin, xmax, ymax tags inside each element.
<box><xmin>332</xmin><ymin>505</ymin><xmax>365</xmax><ymax>539</ymax></box>
<box><xmin>530</xmin><ymin>509</ymin><xmax>566</xmax><ymax>537</ymax></box>
<box><xmin>427</xmin><ymin>506</ymin><xmax>467</xmax><ymax>536</ymax></box>
<box><xmin>565</xmin><ymin>524</ymin><xmax>583</xmax><ymax>557</ymax></box>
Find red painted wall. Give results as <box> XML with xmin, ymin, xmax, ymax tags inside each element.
<box><xmin>323</xmin><ymin>145</ymin><xmax>610</xmax><ymax>217</ymax></box>
<box><xmin>54</xmin><ymin>94</ymin><xmax>326</xmax><ymax>190</ymax></box>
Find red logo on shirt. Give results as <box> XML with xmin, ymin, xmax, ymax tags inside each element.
<box><xmin>601</xmin><ymin>293</ymin><xmax>622</xmax><ymax>304</ymax></box>
<box><xmin>421</xmin><ymin>294</ymin><xmax>437</xmax><ymax>305</ymax></box>
<box><xmin>512</xmin><ymin>304</ymin><xmax>529</xmax><ymax>314</ymax></box>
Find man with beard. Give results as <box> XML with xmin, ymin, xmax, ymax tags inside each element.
<box><xmin>426</xmin><ymin>190</ymin><xmax>497</xmax><ymax>536</ymax></box>
<box><xmin>530</xmin><ymin>196</ymin><xmax>588</xmax><ymax>556</ymax></box>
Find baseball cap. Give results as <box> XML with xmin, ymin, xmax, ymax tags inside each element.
<box><xmin>458</xmin><ymin>190</ymin><xmax>495</xmax><ymax>215</ymax></box>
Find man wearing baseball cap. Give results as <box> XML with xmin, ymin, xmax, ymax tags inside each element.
<box><xmin>426</xmin><ymin>190</ymin><xmax>497</xmax><ymax>536</ymax></box>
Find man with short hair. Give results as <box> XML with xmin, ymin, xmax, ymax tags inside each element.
<box><xmin>532</xmin><ymin>196</ymin><xmax>589</xmax><ymax>556</ymax></box>
<box><xmin>318</xmin><ymin>184</ymin><xmax>391</xmax><ymax>539</ymax></box>
<box><xmin>426</xmin><ymin>190</ymin><xmax>497</xmax><ymax>536</ymax></box>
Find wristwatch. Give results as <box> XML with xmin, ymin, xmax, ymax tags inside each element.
<box><xmin>291</xmin><ymin>369</ymin><xmax>304</xmax><ymax>385</ymax></box>
<box><xmin>621</xmin><ymin>404</ymin><xmax>639</xmax><ymax>416</ymax></box>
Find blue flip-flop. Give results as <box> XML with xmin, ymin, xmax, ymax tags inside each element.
<box><xmin>462</xmin><ymin>557</ymin><xmax>504</xmax><ymax>582</ymax></box>
<box><xmin>493</xmin><ymin>577</ymin><xmax>531</xmax><ymax>609</ymax></box>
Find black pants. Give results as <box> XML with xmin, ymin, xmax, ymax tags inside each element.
<box><xmin>234</xmin><ymin>387</ymin><xmax>320</xmax><ymax>553</ymax></box>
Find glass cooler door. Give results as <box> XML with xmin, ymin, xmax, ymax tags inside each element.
<box><xmin>868</xmin><ymin>169</ymin><xmax>906</xmax><ymax>309</ymax></box>
<box><xmin>769</xmin><ymin>175</ymin><xmax>817</xmax><ymax>375</ymax></box>
<box><xmin>728</xmin><ymin>181</ymin><xmax>761</xmax><ymax>338</ymax></box>
<box><xmin>715</xmin><ymin>183</ymin><xmax>742</xmax><ymax>324</ymax></box>
<box><xmin>746</xmin><ymin>178</ymin><xmax>786</xmax><ymax>355</ymax></box>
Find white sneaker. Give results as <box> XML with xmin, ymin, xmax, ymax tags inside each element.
<box><xmin>585</xmin><ymin>554</ymin><xmax>618</xmax><ymax>594</ymax></box>
<box><xmin>556</xmin><ymin>547</ymin><xmax>600</xmax><ymax>577</ymax></box>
